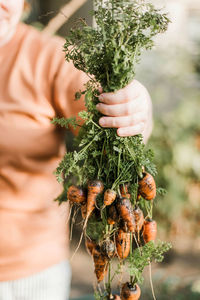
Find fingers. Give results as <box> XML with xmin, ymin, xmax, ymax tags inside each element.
<box><xmin>117</xmin><ymin>123</ymin><xmax>145</xmax><ymax>137</ymax></box>
<box><xmin>98</xmin><ymin>87</ymin><xmax>103</xmax><ymax>93</ymax></box>
<box><xmin>96</xmin><ymin>97</ymin><xmax>143</xmax><ymax>117</ymax></box>
<box><xmin>98</xmin><ymin>80</ymin><xmax>141</xmax><ymax>105</ymax></box>
<box><xmin>96</xmin><ymin>79</ymin><xmax>152</xmax><ymax>140</ymax></box>
<box><xmin>99</xmin><ymin>112</ymin><xmax>147</xmax><ymax>128</ymax></box>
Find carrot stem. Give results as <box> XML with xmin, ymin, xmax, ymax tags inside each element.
<box><xmin>98</xmin><ymin>139</ymin><xmax>106</xmax><ymax>178</ymax></box>
<box><xmin>150</xmin><ymin>201</ymin><xmax>153</xmax><ymax>219</ymax></box>
<box><xmin>130</xmin><ymin>232</ymin><xmax>133</xmax><ymax>256</ymax></box>
<box><xmin>144</xmin><ymin>200</ymin><xmax>151</xmax><ymax>218</ymax></box>
<box><xmin>111</xmin><ymin>162</ymin><xmax>134</xmax><ymax>190</ymax></box>
<box><xmin>106</xmin><ymin>224</ymin><xmax>109</xmax><ymax>235</ymax></box>
<box><xmin>133</xmin><ymin>233</ymin><xmax>142</xmax><ymax>256</ymax></box>
<box><xmin>90</xmin><ymin>119</ymin><xmax>101</xmax><ymax>129</ymax></box>
<box><xmin>111</xmin><ymin>0</ymin><xmax>114</xmax><ymax>20</ymax></box>
<box><xmin>117</xmin><ymin>150</ymin><xmax>121</xmax><ymax>178</ymax></box>
<box><xmin>130</xmin><ymin>233</ymin><xmax>134</xmax><ymax>284</ymax></box>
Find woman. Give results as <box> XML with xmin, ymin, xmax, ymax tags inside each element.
<box><xmin>0</xmin><ymin>1</ymin><xmax>152</xmax><ymax>299</ymax></box>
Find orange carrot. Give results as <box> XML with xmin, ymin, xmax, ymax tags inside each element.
<box><xmin>143</xmin><ymin>219</ymin><xmax>157</xmax><ymax>243</ymax></box>
<box><xmin>133</xmin><ymin>206</ymin><xmax>144</xmax><ymax>232</ymax></box>
<box><xmin>85</xmin><ymin>238</ymin><xmax>96</xmax><ymax>256</ymax></box>
<box><xmin>67</xmin><ymin>185</ymin><xmax>86</xmax><ymax>204</ymax></box>
<box><xmin>81</xmin><ymin>202</ymin><xmax>87</xmax><ymax>219</ymax></box>
<box><xmin>113</xmin><ymin>295</ymin><xmax>121</xmax><ymax>300</ymax></box>
<box><xmin>120</xmin><ymin>184</ymin><xmax>131</xmax><ymax>199</ymax></box>
<box><xmin>117</xmin><ymin>197</ymin><xmax>136</xmax><ymax>232</ymax></box>
<box><xmin>111</xmin><ymin>295</ymin><xmax>121</xmax><ymax>300</ymax></box>
<box><xmin>100</xmin><ymin>240</ymin><xmax>115</xmax><ymax>259</ymax></box>
<box><xmin>93</xmin><ymin>246</ymin><xmax>108</xmax><ymax>282</ymax></box>
<box><xmin>104</xmin><ymin>189</ymin><xmax>117</xmax><ymax>206</ymax></box>
<box><xmin>138</xmin><ymin>172</ymin><xmax>156</xmax><ymax>201</ymax></box>
<box><xmin>86</xmin><ymin>180</ymin><xmax>104</xmax><ymax>219</ymax></box>
<box><xmin>119</xmin><ymin>220</ymin><xmax>129</xmax><ymax>232</ymax></box>
<box><xmin>108</xmin><ymin>204</ymin><xmax>119</xmax><ymax>225</ymax></box>
<box><xmin>121</xmin><ymin>282</ymin><xmax>141</xmax><ymax>300</ymax></box>
<box><xmin>71</xmin><ymin>181</ymin><xmax>102</xmax><ymax>259</ymax></box>
<box><xmin>116</xmin><ymin>229</ymin><xmax>130</xmax><ymax>259</ymax></box>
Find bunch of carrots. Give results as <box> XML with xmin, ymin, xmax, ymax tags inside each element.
<box><xmin>67</xmin><ymin>171</ymin><xmax>157</xmax><ymax>299</ymax></box>
<box><xmin>52</xmin><ymin>1</ymin><xmax>171</xmax><ymax>299</ymax></box>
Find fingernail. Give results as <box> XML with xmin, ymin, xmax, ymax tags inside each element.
<box><xmin>99</xmin><ymin>94</ymin><xmax>104</xmax><ymax>101</ymax></box>
<box><xmin>118</xmin><ymin>129</ymin><xmax>124</xmax><ymax>135</ymax></box>
<box><xmin>99</xmin><ymin>118</ymin><xmax>106</xmax><ymax>126</ymax></box>
<box><xmin>96</xmin><ymin>104</ymin><xmax>100</xmax><ymax>109</ymax></box>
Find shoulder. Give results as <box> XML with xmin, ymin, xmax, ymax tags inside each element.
<box><xmin>18</xmin><ymin>23</ymin><xmax>72</xmax><ymax>82</ymax></box>
<box><xmin>20</xmin><ymin>22</ymin><xmax>64</xmax><ymax>47</ymax></box>
<box><xmin>18</xmin><ymin>23</ymin><xmax>88</xmax><ymax>98</ymax></box>
<box><xmin>20</xmin><ymin>22</ymin><xmax>65</xmax><ymax>60</ymax></box>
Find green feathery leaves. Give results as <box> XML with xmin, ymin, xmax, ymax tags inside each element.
<box><xmin>52</xmin><ymin>0</ymin><xmax>170</xmax><ymax>293</ymax></box>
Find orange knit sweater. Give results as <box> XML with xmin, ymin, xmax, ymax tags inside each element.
<box><xmin>0</xmin><ymin>23</ymin><xmax>87</xmax><ymax>281</ymax></box>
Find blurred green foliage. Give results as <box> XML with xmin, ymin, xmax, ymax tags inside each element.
<box><xmin>150</xmin><ymin>97</ymin><xmax>200</xmax><ymax>220</ymax></box>
<box><xmin>137</xmin><ymin>45</ymin><xmax>200</xmax><ymax>237</ymax></box>
<box><xmin>140</xmin><ymin>280</ymin><xmax>200</xmax><ymax>300</ymax></box>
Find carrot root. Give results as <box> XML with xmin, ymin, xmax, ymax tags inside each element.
<box><xmin>117</xmin><ymin>197</ymin><xmax>136</xmax><ymax>232</ymax></box>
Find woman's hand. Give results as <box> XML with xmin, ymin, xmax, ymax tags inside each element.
<box><xmin>96</xmin><ymin>79</ymin><xmax>153</xmax><ymax>143</ymax></box>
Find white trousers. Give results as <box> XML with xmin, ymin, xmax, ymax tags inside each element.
<box><xmin>0</xmin><ymin>261</ymin><xmax>71</xmax><ymax>300</ymax></box>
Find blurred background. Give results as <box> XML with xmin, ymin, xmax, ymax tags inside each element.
<box><xmin>25</xmin><ymin>0</ymin><xmax>200</xmax><ymax>299</ymax></box>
